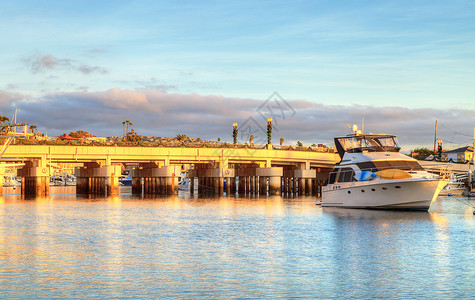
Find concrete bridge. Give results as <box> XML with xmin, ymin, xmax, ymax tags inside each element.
<box><xmin>0</xmin><ymin>144</ymin><xmax>339</xmax><ymax>197</ymax></box>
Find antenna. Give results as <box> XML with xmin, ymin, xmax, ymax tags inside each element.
<box><xmin>13</xmin><ymin>108</ymin><xmax>17</xmax><ymax>133</ymax></box>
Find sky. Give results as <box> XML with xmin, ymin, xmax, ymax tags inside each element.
<box><xmin>1</xmin><ymin>0</ymin><xmax>474</xmax><ymax>152</ymax></box>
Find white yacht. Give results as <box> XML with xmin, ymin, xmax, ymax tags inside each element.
<box><xmin>322</xmin><ymin>127</ymin><xmax>448</xmax><ymax>210</ymax></box>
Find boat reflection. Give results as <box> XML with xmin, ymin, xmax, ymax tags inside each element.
<box><xmin>322</xmin><ymin>206</ymin><xmax>435</xmax><ymax>221</ymax></box>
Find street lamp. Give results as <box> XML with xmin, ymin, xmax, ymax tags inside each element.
<box><xmin>232</xmin><ymin>122</ymin><xmax>238</xmax><ymax>145</ymax></box>
<box><xmin>266</xmin><ymin>117</ymin><xmax>272</xmax><ymax>145</ymax></box>
<box><xmin>437</xmin><ymin>139</ymin><xmax>443</xmax><ymax>158</ymax></box>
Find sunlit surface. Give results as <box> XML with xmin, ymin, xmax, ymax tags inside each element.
<box><xmin>0</xmin><ymin>187</ymin><xmax>473</xmax><ymax>298</ymax></box>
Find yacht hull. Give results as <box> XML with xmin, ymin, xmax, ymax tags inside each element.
<box><xmin>322</xmin><ymin>178</ymin><xmax>447</xmax><ymax>211</ymax></box>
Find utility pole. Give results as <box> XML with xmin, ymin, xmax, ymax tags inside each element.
<box><xmin>433</xmin><ymin>120</ymin><xmax>437</xmax><ymax>154</ymax></box>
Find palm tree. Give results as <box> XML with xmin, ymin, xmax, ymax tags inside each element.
<box><xmin>125</xmin><ymin>120</ymin><xmax>130</xmax><ymax>136</ymax></box>
<box><xmin>122</xmin><ymin>121</ymin><xmax>126</xmax><ymax>137</ymax></box>
<box><xmin>280</xmin><ymin>138</ymin><xmax>284</xmax><ymax>148</ymax></box>
<box><xmin>29</xmin><ymin>125</ymin><xmax>38</xmax><ymax>136</ymax></box>
<box><xmin>249</xmin><ymin>135</ymin><xmax>254</xmax><ymax>146</ymax></box>
<box><xmin>0</xmin><ymin>115</ymin><xmax>11</xmax><ymax>133</ymax></box>
<box><xmin>176</xmin><ymin>134</ymin><xmax>187</xmax><ymax>142</ymax></box>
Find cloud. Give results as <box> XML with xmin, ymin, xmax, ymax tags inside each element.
<box><xmin>129</xmin><ymin>77</ymin><xmax>176</xmax><ymax>92</ymax></box>
<box><xmin>78</xmin><ymin>65</ymin><xmax>108</xmax><ymax>75</ymax></box>
<box><xmin>22</xmin><ymin>52</ymin><xmax>108</xmax><ymax>75</ymax></box>
<box><xmin>2</xmin><ymin>88</ymin><xmax>474</xmax><ymax>152</ymax></box>
<box><xmin>23</xmin><ymin>53</ymin><xmax>72</xmax><ymax>73</ymax></box>
<box><xmin>0</xmin><ymin>90</ymin><xmax>26</xmax><ymax>106</ymax></box>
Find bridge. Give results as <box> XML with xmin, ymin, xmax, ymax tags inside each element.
<box><xmin>0</xmin><ymin>144</ymin><xmax>339</xmax><ymax>197</ymax></box>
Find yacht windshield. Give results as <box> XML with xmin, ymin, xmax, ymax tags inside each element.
<box><xmin>335</xmin><ymin>135</ymin><xmax>400</xmax><ymax>154</ymax></box>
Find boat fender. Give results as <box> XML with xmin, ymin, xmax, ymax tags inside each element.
<box><xmin>355</xmin><ymin>170</ymin><xmax>376</xmax><ymax>181</ymax></box>
<box><xmin>448</xmin><ymin>193</ymin><xmax>453</xmax><ymax>197</ymax></box>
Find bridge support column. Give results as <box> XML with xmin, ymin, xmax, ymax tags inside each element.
<box><xmin>298</xmin><ymin>178</ymin><xmax>304</xmax><ymax>195</ymax></box>
<box><xmin>257</xmin><ymin>167</ymin><xmax>283</xmax><ymax>196</ymax></box>
<box><xmin>258</xmin><ymin>176</ymin><xmax>265</xmax><ymax>195</ymax></box>
<box><xmin>188</xmin><ymin>166</ymin><xmax>234</xmax><ymax>196</ymax></box>
<box><xmin>237</xmin><ymin>176</ymin><xmax>245</xmax><ymax>195</ymax></box>
<box><xmin>250</xmin><ymin>176</ymin><xmax>256</xmax><ymax>195</ymax></box>
<box><xmin>131</xmin><ymin>165</ymin><xmax>180</xmax><ymax>195</ymax></box>
<box><xmin>282</xmin><ymin>177</ymin><xmax>287</xmax><ymax>195</ymax></box>
<box><xmin>268</xmin><ymin>176</ymin><xmax>281</xmax><ymax>196</ymax></box>
<box><xmin>225</xmin><ymin>177</ymin><xmax>230</xmax><ymax>195</ymax></box>
<box><xmin>131</xmin><ymin>174</ymin><xmax>143</xmax><ymax>195</ymax></box>
<box><xmin>228</xmin><ymin>177</ymin><xmax>237</xmax><ymax>195</ymax></box>
<box><xmin>199</xmin><ymin>177</ymin><xmax>206</xmax><ymax>194</ymax></box>
<box><xmin>17</xmin><ymin>160</ymin><xmax>50</xmax><ymax>197</ymax></box>
<box><xmin>0</xmin><ymin>165</ymin><xmax>4</xmax><ymax>195</ymax></box>
<box><xmin>75</xmin><ymin>163</ymin><xmax>121</xmax><ymax>196</ymax></box>
<box><xmin>189</xmin><ymin>177</ymin><xmax>195</xmax><ymax>194</ymax></box>
<box><xmin>235</xmin><ymin>166</ymin><xmax>257</xmax><ymax>196</ymax></box>
<box><xmin>232</xmin><ymin>176</ymin><xmax>237</xmax><ymax>195</ymax></box>
<box><xmin>304</xmin><ymin>178</ymin><xmax>310</xmax><ymax>195</ymax></box>
<box><xmin>292</xmin><ymin>169</ymin><xmax>316</xmax><ymax>197</ymax></box>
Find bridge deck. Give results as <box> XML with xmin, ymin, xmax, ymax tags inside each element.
<box><xmin>1</xmin><ymin>145</ymin><xmax>339</xmax><ymax>168</ymax></box>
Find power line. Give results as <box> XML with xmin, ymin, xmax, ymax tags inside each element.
<box><xmin>439</xmin><ymin>123</ymin><xmax>473</xmax><ymax>138</ymax></box>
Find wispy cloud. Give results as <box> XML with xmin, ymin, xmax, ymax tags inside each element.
<box><xmin>23</xmin><ymin>53</ymin><xmax>72</xmax><ymax>73</ymax></box>
<box><xmin>22</xmin><ymin>52</ymin><xmax>108</xmax><ymax>75</ymax></box>
<box><xmin>78</xmin><ymin>65</ymin><xmax>108</xmax><ymax>75</ymax></box>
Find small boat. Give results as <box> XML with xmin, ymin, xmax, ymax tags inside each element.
<box><xmin>3</xmin><ymin>175</ymin><xmax>21</xmax><ymax>187</ymax></box>
<box><xmin>439</xmin><ymin>173</ymin><xmax>467</xmax><ymax>196</ymax></box>
<box><xmin>178</xmin><ymin>179</ymin><xmax>190</xmax><ymax>191</ymax></box>
<box><xmin>322</xmin><ymin>126</ymin><xmax>449</xmax><ymax>210</ymax></box>
<box><xmin>468</xmin><ymin>190</ymin><xmax>475</xmax><ymax>197</ymax></box>
<box><xmin>119</xmin><ymin>176</ymin><xmax>132</xmax><ymax>186</ymax></box>
<box><xmin>50</xmin><ymin>175</ymin><xmax>66</xmax><ymax>186</ymax></box>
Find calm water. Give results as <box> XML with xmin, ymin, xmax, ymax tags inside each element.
<box><xmin>0</xmin><ymin>186</ymin><xmax>474</xmax><ymax>299</ymax></box>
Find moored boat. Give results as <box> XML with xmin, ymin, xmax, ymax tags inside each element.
<box><xmin>119</xmin><ymin>176</ymin><xmax>132</xmax><ymax>186</ymax></box>
<box><xmin>439</xmin><ymin>173</ymin><xmax>467</xmax><ymax>196</ymax></box>
<box><xmin>322</xmin><ymin>126</ymin><xmax>449</xmax><ymax>210</ymax></box>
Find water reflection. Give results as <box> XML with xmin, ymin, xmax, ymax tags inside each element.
<box><xmin>0</xmin><ymin>192</ymin><xmax>473</xmax><ymax>298</ymax></box>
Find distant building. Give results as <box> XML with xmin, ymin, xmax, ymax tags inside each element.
<box><xmin>441</xmin><ymin>146</ymin><xmax>473</xmax><ymax>163</ymax></box>
<box><xmin>85</xmin><ymin>136</ymin><xmax>107</xmax><ymax>143</ymax></box>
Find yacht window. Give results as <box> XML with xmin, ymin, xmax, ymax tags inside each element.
<box><xmin>372</xmin><ymin>160</ymin><xmax>423</xmax><ymax>171</ymax></box>
<box><xmin>336</xmin><ymin>168</ymin><xmax>355</xmax><ymax>183</ymax></box>
<box><xmin>357</xmin><ymin>162</ymin><xmax>377</xmax><ymax>172</ymax></box>
<box><xmin>335</xmin><ymin>135</ymin><xmax>401</xmax><ymax>153</ymax></box>
<box><xmin>328</xmin><ymin>172</ymin><xmax>337</xmax><ymax>184</ymax></box>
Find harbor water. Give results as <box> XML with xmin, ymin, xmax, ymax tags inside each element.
<box><xmin>1</xmin><ymin>186</ymin><xmax>474</xmax><ymax>299</ymax></box>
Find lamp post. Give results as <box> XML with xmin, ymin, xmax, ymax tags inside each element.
<box><xmin>232</xmin><ymin>122</ymin><xmax>238</xmax><ymax>145</ymax></box>
<box><xmin>266</xmin><ymin>117</ymin><xmax>272</xmax><ymax>145</ymax></box>
<box><xmin>437</xmin><ymin>139</ymin><xmax>443</xmax><ymax>159</ymax></box>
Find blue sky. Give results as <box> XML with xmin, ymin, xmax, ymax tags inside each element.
<box><xmin>1</xmin><ymin>0</ymin><xmax>474</xmax><ymax>150</ymax></box>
